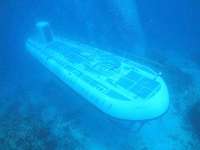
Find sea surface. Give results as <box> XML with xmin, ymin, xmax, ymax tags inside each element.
<box><xmin>0</xmin><ymin>0</ymin><xmax>200</xmax><ymax>149</ymax></box>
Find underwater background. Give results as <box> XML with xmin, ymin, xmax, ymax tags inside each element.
<box><xmin>0</xmin><ymin>0</ymin><xmax>200</xmax><ymax>149</ymax></box>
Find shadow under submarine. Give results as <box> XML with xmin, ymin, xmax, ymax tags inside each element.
<box><xmin>26</xmin><ymin>22</ymin><xmax>169</xmax><ymax>120</ymax></box>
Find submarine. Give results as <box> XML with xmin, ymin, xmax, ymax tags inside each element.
<box><xmin>26</xmin><ymin>21</ymin><xmax>169</xmax><ymax>120</ymax></box>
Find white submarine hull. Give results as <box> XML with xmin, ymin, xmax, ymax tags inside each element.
<box><xmin>26</xmin><ymin>22</ymin><xmax>169</xmax><ymax>120</ymax></box>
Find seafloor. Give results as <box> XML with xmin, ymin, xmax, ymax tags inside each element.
<box><xmin>0</xmin><ymin>49</ymin><xmax>200</xmax><ymax>150</ymax></box>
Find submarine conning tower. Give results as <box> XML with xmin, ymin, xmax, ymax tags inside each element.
<box><xmin>36</xmin><ymin>21</ymin><xmax>54</xmax><ymax>43</ymax></box>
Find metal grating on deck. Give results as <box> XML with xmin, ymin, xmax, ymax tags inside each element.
<box><xmin>117</xmin><ymin>70</ymin><xmax>161</xmax><ymax>99</ymax></box>
<box><xmin>46</xmin><ymin>41</ymin><xmax>161</xmax><ymax>99</ymax></box>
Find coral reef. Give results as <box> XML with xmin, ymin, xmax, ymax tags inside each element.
<box><xmin>163</xmin><ymin>62</ymin><xmax>194</xmax><ymax>93</ymax></box>
<box><xmin>0</xmin><ymin>85</ymin><xmax>86</xmax><ymax>150</ymax></box>
<box><xmin>188</xmin><ymin>101</ymin><xmax>200</xmax><ymax>139</ymax></box>
<box><xmin>0</xmin><ymin>115</ymin><xmax>57</xmax><ymax>150</ymax></box>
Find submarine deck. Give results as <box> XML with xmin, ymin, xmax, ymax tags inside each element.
<box><xmin>28</xmin><ymin>38</ymin><xmax>161</xmax><ymax>101</ymax></box>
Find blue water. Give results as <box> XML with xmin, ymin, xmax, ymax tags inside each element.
<box><xmin>0</xmin><ymin>0</ymin><xmax>200</xmax><ymax>149</ymax></box>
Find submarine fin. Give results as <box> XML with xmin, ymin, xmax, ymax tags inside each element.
<box><xmin>36</xmin><ymin>21</ymin><xmax>54</xmax><ymax>43</ymax></box>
